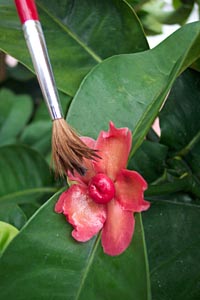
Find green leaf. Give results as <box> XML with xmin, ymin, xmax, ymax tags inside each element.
<box><xmin>160</xmin><ymin>69</ymin><xmax>200</xmax><ymax>181</ymax></box>
<box><xmin>191</xmin><ymin>57</ymin><xmax>200</xmax><ymax>72</ymax></box>
<box><xmin>143</xmin><ymin>200</ymin><xmax>200</xmax><ymax>300</ymax></box>
<box><xmin>143</xmin><ymin>68</ymin><xmax>200</xmax><ymax>297</ymax></box>
<box><xmin>129</xmin><ymin>140</ymin><xmax>168</xmax><ymax>183</ymax></box>
<box><xmin>0</xmin><ymin>145</ymin><xmax>56</xmax><ymax>205</ymax></box>
<box><xmin>0</xmin><ymin>0</ymin><xmax>148</xmax><ymax>96</ymax></box>
<box><xmin>138</xmin><ymin>69</ymin><xmax>200</xmax><ymax>201</ymax></box>
<box><xmin>67</xmin><ymin>22</ymin><xmax>200</xmax><ymax>157</ymax></box>
<box><xmin>0</xmin><ymin>221</ymin><xmax>18</xmax><ymax>256</ymax></box>
<box><xmin>19</xmin><ymin>203</ymin><xmax>41</xmax><ymax>219</ymax></box>
<box><xmin>161</xmin><ymin>4</ymin><xmax>195</xmax><ymax>26</ymax></box>
<box><xmin>0</xmin><ymin>203</ymin><xmax>27</xmax><ymax>229</ymax></box>
<box><xmin>139</xmin><ymin>12</ymin><xmax>163</xmax><ymax>35</ymax></box>
<box><xmin>160</xmin><ymin>69</ymin><xmax>200</xmax><ymax>153</ymax></box>
<box><xmin>185</xmin><ymin>141</ymin><xmax>200</xmax><ymax>181</ymax></box>
<box><xmin>0</xmin><ymin>89</ymin><xmax>33</xmax><ymax>146</ymax></box>
<box><xmin>7</xmin><ymin>62</ymin><xmax>35</xmax><ymax>81</ymax></box>
<box><xmin>20</xmin><ymin>121</ymin><xmax>52</xmax><ymax>156</ymax></box>
<box><xmin>20</xmin><ymin>92</ymin><xmax>71</xmax><ymax>159</ymax></box>
<box><xmin>127</xmin><ymin>0</ymin><xmax>150</xmax><ymax>11</ymax></box>
<box><xmin>33</xmin><ymin>92</ymin><xmax>71</xmax><ymax>121</ymax></box>
<box><xmin>0</xmin><ymin>191</ymin><xmax>150</xmax><ymax>300</ymax></box>
<box><xmin>155</xmin><ymin>0</ymin><xmax>195</xmax><ymax>26</ymax></box>
<box><xmin>136</xmin><ymin>0</ymin><xmax>165</xmax><ymax>35</ymax></box>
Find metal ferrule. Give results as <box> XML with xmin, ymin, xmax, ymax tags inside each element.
<box><xmin>23</xmin><ymin>20</ymin><xmax>63</xmax><ymax>120</ymax></box>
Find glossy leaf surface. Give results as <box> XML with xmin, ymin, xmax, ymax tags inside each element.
<box><xmin>160</xmin><ymin>69</ymin><xmax>200</xmax><ymax>153</ymax></box>
<box><xmin>0</xmin><ymin>145</ymin><xmax>55</xmax><ymax>206</ymax></box>
<box><xmin>68</xmin><ymin>22</ymin><xmax>200</xmax><ymax>157</ymax></box>
<box><xmin>160</xmin><ymin>68</ymin><xmax>200</xmax><ymax>183</ymax></box>
<box><xmin>143</xmin><ymin>67</ymin><xmax>200</xmax><ymax>299</ymax></box>
<box><xmin>0</xmin><ymin>221</ymin><xmax>18</xmax><ymax>255</ymax></box>
<box><xmin>129</xmin><ymin>140</ymin><xmax>168</xmax><ymax>183</ymax></box>
<box><xmin>0</xmin><ymin>191</ymin><xmax>151</xmax><ymax>300</ymax></box>
<box><xmin>0</xmin><ymin>0</ymin><xmax>148</xmax><ymax>96</ymax></box>
<box><xmin>143</xmin><ymin>200</ymin><xmax>200</xmax><ymax>300</ymax></box>
<box><xmin>0</xmin><ymin>89</ymin><xmax>32</xmax><ymax>146</ymax></box>
<box><xmin>0</xmin><ymin>3</ymin><xmax>199</xmax><ymax>299</ymax></box>
<box><xmin>0</xmin><ymin>203</ymin><xmax>27</xmax><ymax>229</ymax></box>
<box><xmin>20</xmin><ymin>121</ymin><xmax>52</xmax><ymax>156</ymax></box>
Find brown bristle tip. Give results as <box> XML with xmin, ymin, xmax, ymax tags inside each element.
<box><xmin>71</xmin><ymin>165</ymin><xmax>87</xmax><ymax>176</ymax></box>
<box><xmin>52</xmin><ymin>119</ymin><xmax>100</xmax><ymax>177</ymax></box>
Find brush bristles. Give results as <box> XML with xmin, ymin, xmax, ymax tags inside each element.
<box><xmin>52</xmin><ymin>118</ymin><xmax>99</xmax><ymax>177</ymax></box>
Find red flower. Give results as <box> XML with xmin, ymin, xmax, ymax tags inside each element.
<box><xmin>55</xmin><ymin>122</ymin><xmax>150</xmax><ymax>256</ymax></box>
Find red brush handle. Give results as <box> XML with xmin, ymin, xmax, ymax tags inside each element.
<box><xmin>14</xmin><ymin>0</ymin><xmax>39</xmax><ymax>24</ymax></box>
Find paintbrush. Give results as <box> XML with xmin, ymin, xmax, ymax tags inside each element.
<box><xmin>14</xmin><ymin>0</ymin><xmax>98</xmax><ymax>176</ymax></box>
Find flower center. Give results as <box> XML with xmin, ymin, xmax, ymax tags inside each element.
<box><xmin>88</xmin><ymin>173</ymin><xmax>115</xmax><ymax>204</ymax></box>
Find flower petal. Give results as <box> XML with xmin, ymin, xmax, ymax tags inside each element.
<box><xmin>115</xmin><ymin>169</ymin><xmax>149</xmax><ymax>212</ymax></box>
<box><xmin>55</xmin><ymin>191</ymin><xmax>66</xmax><ymax>213</ymax></box>
<box><xmin>101</xmin><ymin>199</ymin><xmax>135</xmax><ymax>256</ymax></box>
<box><xmin>94</xmin><ymin>122</ymin><xmax>132</xmax><ymax>180</ymax></box>
<box><xmin>68</xmin><ymin>137</ymin><xmax>96</xmax><ymax>184</ymax></box>
<box><xmin>61</xmin><ymin>184</ymin><xmax>106</xmax><ymax>242</ymax></box>
<box><xmin>81</xmin><ymin>137</ymin><xmax>96</xmax><ymax>149</ymax></box>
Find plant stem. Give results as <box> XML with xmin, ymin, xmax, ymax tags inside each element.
<box><xmin>145</xmin><ymin>177</ymin><xmax>189</xmax><ymax>196</ymax></box>
<box><xmin>145</xmin><ymin>175</ymin><xmax>200</xmax><ymax>198</ymax></box>
<box><xmin>177</xmin><ymin>130</ymin><xmax>200</xmax><ymax>157</ymax></box>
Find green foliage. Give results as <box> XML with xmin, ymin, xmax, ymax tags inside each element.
<box><xmin>0</xmin><ymin>145</ymin><xmax>57</xmax><ymax>225</ymax></box>
<box><xmin>144</xmin><ymin>201</ymin><xmax>200</xmax><ymax>300</ymax></box>
<box><xmin>131</xmin><ymin>68</ymin><xmax>200</xmax><ymax>299</ymax></box>
<box><xmin>0</xmin><ymin>89</ymin><xmax>33</xmax><ymax>146</ymax></box>
<box><xmin>141</xmin><ymin>69</ymin><xmax>200</xmax><ymax>298</ymax></box>
<box><xmin>68</xmin><ymin>22</ymin><xmax>200</xmax><ymax>155</ymax></box>
<box><xmin>129</xmin><ymin>140</ymin><xmax>168</xmax><ymax>183</ymax></box>
<box><xmin>130</xmin><ymin>0</ymin><xmax>198</xmax><ymax>35</ymax></box>
<box><xmin>0</xmin><ymin>192</ymin><xmax>150</xmax><ymax>300</ymax></box>
<box><xmin>0</xmin><ymin>203</ymin><xmax>27</xmax><ymax>229</ymax></box>
<box><xmin>160</xmin><ymin>69</ymin><xmax>200</xmax><ymax>154</ymax></box>
<box><xmin>0</xmin><ymin>0</ymin><xmax>148</xmax><ymax>96</ymax></box>
<box><xmin>0</xmin><ymin>221</ymin><xmax>18</xmax><ymax>256</ymax></box>
<box><xmin>0</xmin><ymin>0</ymin><xmax>200</xmax><ymax>299</ymax></box>
<box><xmin>132</xmin><ymin>68</ymin><xmax>200</xmax><ymax>199</ymax></box>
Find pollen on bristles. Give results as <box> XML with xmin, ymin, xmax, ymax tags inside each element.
<box><xmin>52</xmin><ymin>118</ymin><xmax>100</xmax><ymax>177</ymax></box>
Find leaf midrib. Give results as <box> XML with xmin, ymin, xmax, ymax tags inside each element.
<box><xmin>75</xmin><ymin>215</ymin><xmax>151</xmax><ymax>300</ymax></box>
<box><xmin>37</xmin><ymin>1</ymin><xmax>102</xmax><ymax>63</ymax></box>
<box><xmin>130</xmin><ymin>24</ymin><xmax>200</xmax><ymax>158</ymax></box>
<box><xmin>130</xmin><ymin>60</ymin><xmax>179</xmax><ymax>158</ymax></box>
<box><xmin>75</xmin><ymin>234</ymin><xmax>101</xmax><ymax>300</ymax></box>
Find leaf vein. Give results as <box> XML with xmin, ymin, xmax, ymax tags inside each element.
<box><xmin>75</xmin><ymin>233</ymin><xmax>101</xmax><ymax>300</ymax></box>
<box><xmin>37</xmin><ymin>2</ymin><xmax>102</xmax><ymax>63</ymax></box>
